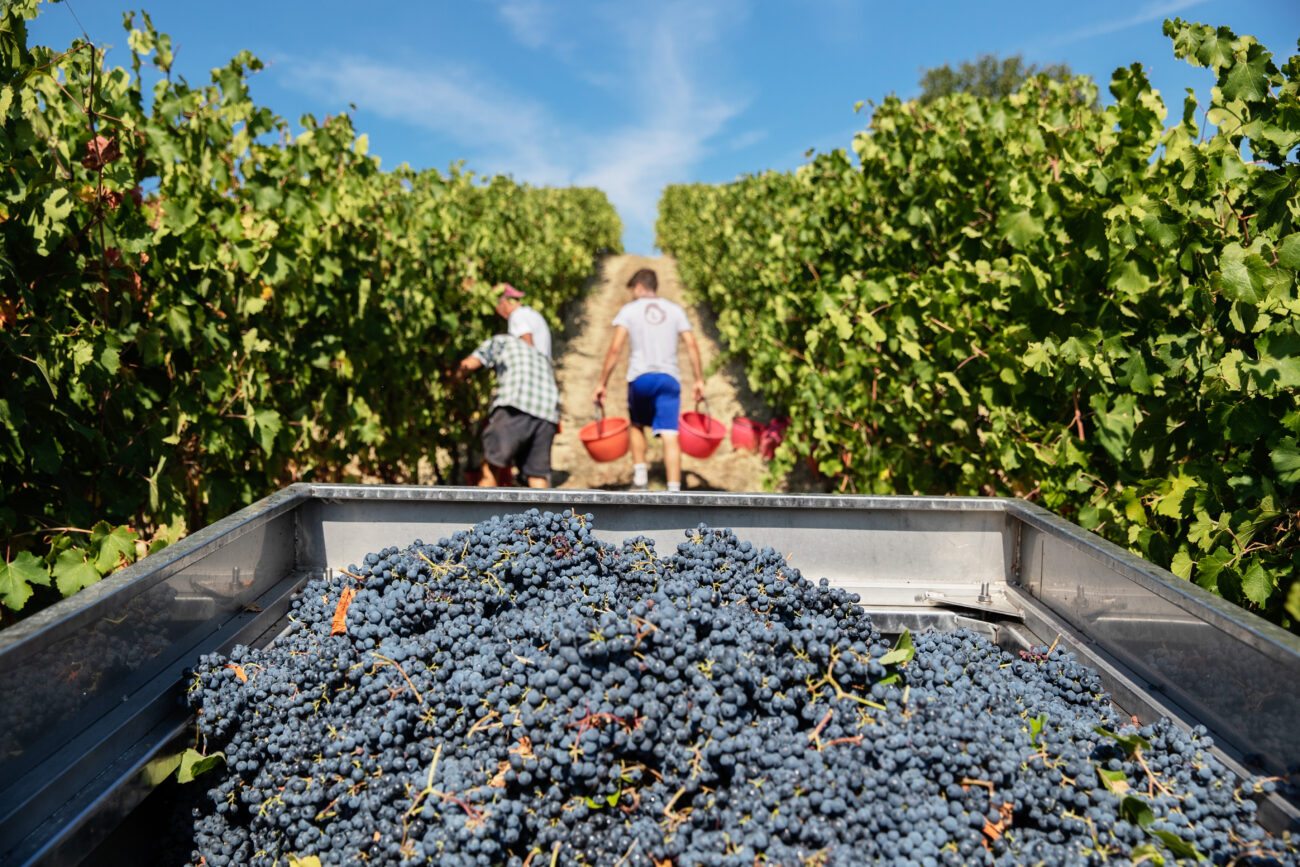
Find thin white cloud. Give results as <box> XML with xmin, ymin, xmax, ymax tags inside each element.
<box><xmin>276</xmin><ymin>1</ymin><xmax>750</xmax><ymax>253</ymax></box>
<box><xmin>497</xmin><ymin>0</ymin><xmax>551</xmax><ymax>49</ymax></box>
<box><xmin>729</xmin><ymin>129</ymin><xmax>768</xmax><ymax>152</ymax></box>
<box><xmin>1039</xmin><ymin>0</ymin><xmax>1208</xmax><ymax>48</ymax></box>
<box><xmin>279</xmin><ymin>55</ymin><xmax>569</xmax><ymax>183</ymax></box>
<box><xmin>575</xmin><ymin>2</ymin><xmax>747</xmax><ymax>245</ymax></box>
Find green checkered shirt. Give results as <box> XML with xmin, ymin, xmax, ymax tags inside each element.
<box><xmin>471</xmin><ymin>334</ymin><xmax>560</xmax><ymax>424</ymax></box>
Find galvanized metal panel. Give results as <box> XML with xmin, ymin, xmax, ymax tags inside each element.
<box><xmin>1012</xmin><ymin>509</ymin><xmax>1300</xmax><ymax>779</ymax></box>
<box><xmin>0</xmin><ymin>487</ymin><xmax>307</xmax><ymax>861</ymax></box>
<box><xmin>300</xmin><ymin>486</ymin><xmax>1016</xmax><ymax>606</ymax></box>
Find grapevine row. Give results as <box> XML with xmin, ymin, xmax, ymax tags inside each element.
<box><xmin>0</xmin><ymin>4</ymin><xmax>621</xmax><ymax>615</ymax></box>
<box><xmin>657</xmin><ymin>20</ymin><xmax>1300</xmax><ymax>629</ymax></box>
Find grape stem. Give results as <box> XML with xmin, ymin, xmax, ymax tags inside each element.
<box><xmin>370</xmin><ymin>653</ymin><xmax>424</xmax><ymax>705</ymax></box>
<box><xmin>613</xmin><ymin>838</ymin><xmax>639</xmax><ymax>866</ymax></box>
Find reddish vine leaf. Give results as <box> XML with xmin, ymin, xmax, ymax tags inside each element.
<box><xmin>0</xmin><ymin>296</ymin><xmax>19</xmax><ymax>330</ymax></box>
<box><xmin>331</xmin><ymin>587</ymin><xmax>357</xmax><ymax>636</ymax></box>
<box><xmin>81</xmin><ymin>135</ymin><xmax>121</xmax><ymax>170</ymax></box>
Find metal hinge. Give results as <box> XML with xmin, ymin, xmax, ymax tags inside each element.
<box><xmin>921</xmin><ymin>581</ymin><xmax>1024</xmax><ymax>619</ymax></box>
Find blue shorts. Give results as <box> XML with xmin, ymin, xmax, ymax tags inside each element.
<box><xmin>627</xmin><ymin>373</ymin><xmax>680</xmax><ymax>435</ymax></box>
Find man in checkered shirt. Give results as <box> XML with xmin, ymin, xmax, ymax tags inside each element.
<box><xmin>456</xmin><ymin>334</ymin><xmax>560</xmax><ymax>487</ymax></box>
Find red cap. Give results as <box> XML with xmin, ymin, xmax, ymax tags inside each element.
<box><xmin>497</xmin><ymin>283</ymin><xmax>525</xmax><ymax>299</ymax></box>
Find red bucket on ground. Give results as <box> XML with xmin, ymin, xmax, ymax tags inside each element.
<box><xmin>580</xmin><ymin>404</ymin><xmax>630</xmax><ymax>462</ymax></box>
<box><xmin>730</xmin><ymin>417</ymin><xmax>763</xmax><ymax>452</ymax></box>
<box><xmin>680</xmin><ymin>399</ymin><xmax>726</xmax><ymax>459</ymax></box>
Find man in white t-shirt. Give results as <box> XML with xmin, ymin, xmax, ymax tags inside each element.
<box><xmin>494</xmin><ymin>283</ymin><xmax>552</xmax><ymax>359</ymax></box>
<box><xmin>592</xmin><ymin>267</ymin><xmax>705</xmax><ymax>492</ymax></box>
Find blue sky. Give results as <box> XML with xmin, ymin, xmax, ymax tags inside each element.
<box><xmin>29</xmin><ymin>0</ymin><xmax>1300</xmax><ymax>255</ymax></box>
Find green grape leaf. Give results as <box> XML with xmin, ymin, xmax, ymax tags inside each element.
<box><xmin>166</xmin><ymin>306</ymin><xmax>192</xmax><ymax>345</ymax></box>
<box><xmin>1155</xmin><ymin>474</ymin><xmax>1199</xmax><ymax>519</ymax></box>
<box><xmin>1270</xmin><ymin>437</ymin><xmax>1300</xmax><ymax>485</ymax></box>
<box><xmin>1239</xmin><ymin>560</ymin><xmax>1276</xmax><ymax>607</ymax></box>
<box><xmin>1215</xmin><ymin>244</ymin><xmax>1264</xmax><ymax>303</ymax></box>
<box><xmin>1094</xmin><ymin>726</ymin><xmax>1150</xmax><ymax>759</ymax></box>
<box><xmin>1128</xmin><ymin>842</ymin><xmax>1165</xmax><ymax>865</ymax></box>
<box><xmin>998</xmin><ymin>210</ymin><xmax>1044</xmax><ymax>249</ymax></box>
<box><xmin>94</xmin><ymin>525</ymin><xmax>138</xmax><ymax>573</ymax></box>
<box><xmin>1096</xmin><ymin>766</ymin><xmax>1131</xmax><ymax>794</ymax></box>
<box><xmin>249</xmin><ymin>407</ymin><xmax>283</xmax><ymax>455</ymax></box>
<box><xmin>1028</xmin><ymin>714</ymin><xmax>1048</xmax><ymax>750</ymax></box>
<box><xmin>1140</xmin><ymin>212</ymin><xmax>1179</xmax><ymax>248</ymax></box>
<box><xmin>879</xmin><ymin>629</ymin><xmax>914</xmax><ymax>666</ymax></box>
<box><xmin>43</xmin><ymin>187</ymin><xmax>73</xmax><ymax>221</ymax></box>
<box><xmin>1277</xmin><ymin>233</ymin><xmax>1300</xmax><ymax>270</ymax></box>
<box><xmin>1</xmin><ymin>552</ymin><xmax>52</xmax><ymax>610</ymax></box>
<box><xmin>1196</xmin><ymin>547</ymin><xmax>1236</xmax><ymax>594</ymax></box>
<box><xmin>139</xmin><ymin>752</ymin><xmax>183</xmax><ymax>787</ymax></box>
<box><xmin>1148</xmin><ymin>829</ymin><xmax>1205</xmax><ymax>861</ymax></box>
<box><xmin>53</xmin><ymin>549</ymin><xmax>103</xmax><ymax>597</ymax></box>
<box><xmin>1120</xmin><ymin>795</ymin><xmax>1155</xmax><ymax>828</ymax></box>
<box><xmin>1219</xmin><ymin>42</ymin><xmax>1270</xmax><ymax>103</ymax></box>
<box><xmin>177</xmin><ymin>748</ymin><xmax>226</xmax><ymax>783</ymax></box>
<box><xmin>1251</xmin><ymin>332</ymin><xmax>1300</xmax><ymax>390</ymax></box>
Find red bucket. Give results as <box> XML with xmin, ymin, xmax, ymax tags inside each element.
<box><xmin>580</xmin><ymin>403</ymin><xmax>630</xmax><ymax>463</ymax></box>
<box><xmin>679</xmin><ymin>399</ymin><xmax>725</xmax><ymax>459</ymax></box>
<box><xmin>730</xmin><ymin>417</ymin><xmax>763</xmax><ymax>452</ymax></box>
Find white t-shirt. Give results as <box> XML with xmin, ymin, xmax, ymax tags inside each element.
<box><xmin>507</xmin><ymin>305</ymin><xmax>552</xmax><ymax>359</ymax></box>
<box><xmin>612</xmin><ymin>296</ymin><xmax>692</xmax><ymax>382</ymax></box>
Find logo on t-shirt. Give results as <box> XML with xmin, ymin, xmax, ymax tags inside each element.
<box><xmin>644</xmin><ymin>303</ymin><xmax>666</xmax><ymax>325</ymax></box>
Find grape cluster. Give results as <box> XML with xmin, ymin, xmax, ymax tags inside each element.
<box><xmin>184</xmin><ymin>510</ymin><xmax>1297</xmax><ymax>866</ymax></box>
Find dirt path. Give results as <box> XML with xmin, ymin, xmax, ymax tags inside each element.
<box><xmin>549</xmin><ymin>255</ymin><xmax>777</xmax><ymax>492</ymax></box>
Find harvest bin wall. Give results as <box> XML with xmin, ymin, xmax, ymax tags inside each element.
<box><xmin>1</xmin><ymin>486</ymin><xmax>1297</xmax><ymax>865</ymax></box>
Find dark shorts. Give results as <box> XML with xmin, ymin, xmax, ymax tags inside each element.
<box><xmin>482</xmin><ymin>406</ymin><xmax>557</xmax><ymax>479</ymax></box>
<box><xmin>627</xmin><ymin>373</ymin><xmax>680</xmax><ymax>435</ymax></box>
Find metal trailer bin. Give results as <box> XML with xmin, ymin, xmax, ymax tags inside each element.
<box><xmin>1</xmin><ymin>485</ymin><xmax>1297</xmax><ymax>865</ymax></box>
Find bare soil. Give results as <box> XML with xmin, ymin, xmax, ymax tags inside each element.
<box><xmin>548</xmin><ymin>254</ymin><xmax>800</xmax><ymax>492</ymax></box>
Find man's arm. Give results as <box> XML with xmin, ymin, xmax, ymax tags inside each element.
<box><xmin>451</xmin><ymin>354</ymin><xmax>484</xmax><ymax>384</ymax></box>
<box><xmin>519</xmin><ymin>333</ymin><xmax>535</xmax><ymax>347</ymax></box>
<box><xmin>681</xmin><ymin>331</ymin><xmax>706</xmax><ymax>403</ymax></box>
<box><xmin>592</xmin><ymin>326</ymin><xmax>628</xmax><ymax>406</ymax></box>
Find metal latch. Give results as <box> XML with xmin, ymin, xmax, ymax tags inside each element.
<box><xmin>921</xmin><ymin>581</ymin><xmax>1024</xmax><ymax>619</ymax></box>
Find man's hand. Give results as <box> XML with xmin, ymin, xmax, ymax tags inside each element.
<box><xmin>453</xmin><ymin>355</ymin><xmax>483</xmax><ymax>384</ymax></box>
<box><xmin>681</xmin><ymin>332</ymin><xmax>705</xmax><ymax>404</ymax></box>
<box><xmin>593</xmin><ymin>384</ymin><xmax>606</xmax><ymax>406</ymax></box>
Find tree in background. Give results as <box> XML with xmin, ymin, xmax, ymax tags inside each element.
<box><xmin>918</xmin><ymin>53</ymin><xmax>1075</xmax><ymax>103</ymax></box>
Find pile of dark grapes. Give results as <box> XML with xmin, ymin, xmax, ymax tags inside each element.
<box><xmin>185</xmin><ymin>510</ymin><xmax>1297</xmax><ymax>866</ymax></box>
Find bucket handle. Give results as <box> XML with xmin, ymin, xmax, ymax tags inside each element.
<box><xmin>593</xmin><ymin>401</ymin><xmax>608</xmax><ymax>437</ymax></box>
<box><xmin>694</xmin><ymin>398</ymin><xmax>719</xmax><ymax>436</ymax></box>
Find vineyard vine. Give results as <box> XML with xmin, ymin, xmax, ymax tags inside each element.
<box><xmin>658</xmin><ymin>21</ymin><xmax>1300</xmax><ymax>630</ymax></box>
<box><xmin>0</xmin><ymin>2</ymin><xmax>621</xmax><ymax>618</ymax></box>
